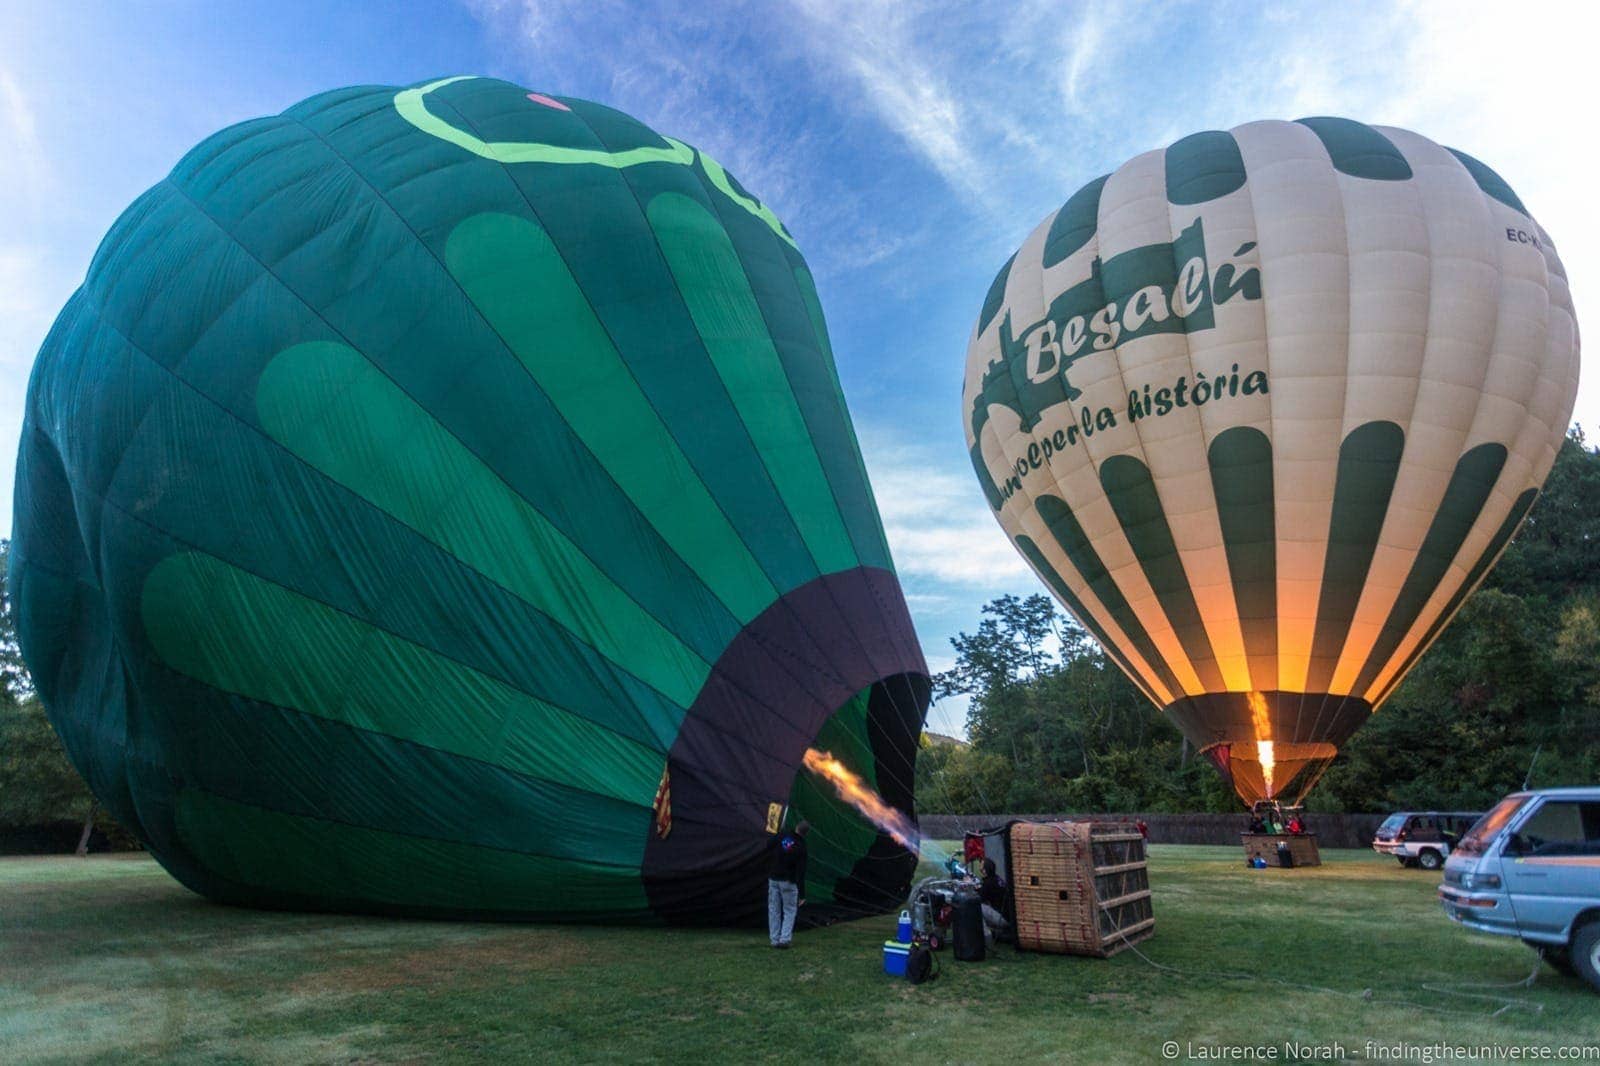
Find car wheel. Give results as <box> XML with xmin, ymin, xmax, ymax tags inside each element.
<box><xmin>1572</xmin><ymin>921</ymin><xmax>1600</xmax><ymax>992</ymax></box>
<box><xmin>1418</xmin><ymin>849</ymin><xmax>1443</xmax><ymax>871</ymax></box>
<box><xmin>1395</xmin><ymin>856</ymin><xmax>1408</xmax><ymax>866</ymax></box>
<box><xmin>1401</xmin><ymin>856</ymin><xmax>1420</xmax><ymax>868</ymax></box>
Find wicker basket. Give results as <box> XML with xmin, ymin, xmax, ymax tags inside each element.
<box><xmin>1008</xmin><ymin>821</ymin><xmax>1154</xmax><ymax>957</ymax></box>
<box><xmin>1241</xmin><ymin>833</ymin><xmax>1321</xmax><ymax>867</ymax></box>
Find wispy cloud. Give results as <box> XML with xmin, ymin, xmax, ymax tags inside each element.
<box><xmin>0</xmin><ymin>66</ymin><xmax>50</xmax><ymax>212</ymax></box>
<box><xmin>858</xmin><ymin>427</ymin><xmax>1030</xmax><ymax>588</ymax></box>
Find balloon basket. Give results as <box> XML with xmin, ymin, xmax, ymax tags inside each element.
<box><xmin>1009</xmin><ymin>821</ymin><xmax>1154</xmax><ymax>958</ymax></box>
<box><xmin>1241</xmin><ymin>833</ymin><xmax>1321</xmax><ymax>868</ymax></box>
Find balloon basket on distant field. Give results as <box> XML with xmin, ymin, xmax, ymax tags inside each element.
<box><xmin>1242</xmin><ymin>832</ymin><xmax>1321</xmax><ymax>868</ymax></box>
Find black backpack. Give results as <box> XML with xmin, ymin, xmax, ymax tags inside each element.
<box><xmin>906</xmin><ymin>943</ymin><xmax>938</xmax><ymax>984</ymax></box>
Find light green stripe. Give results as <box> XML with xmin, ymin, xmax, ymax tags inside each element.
<box><xmin>394</xmin><ymin>76</ymin><xmax>694</xmax><ymax>169</ymax></box>
<box><xmin>648</xmin><ymin>192</ymin><xmax>857</xmax><ymax>575</ymax></box>
<box><xmin>444</xmin><ymin>212</ymin><xmax>776</xmax><ymax>623</ymax></box>
<box><xmin>392</xmin><ymin>77</ymin><xmax>796</xmax><ymax>248</ymax></box>
<box><xmin>144</xmin><ymin>552</ymin><xmax>665</xmax><ymax>806</ymax></box>
<box><xmin>257</xmin><ymin>340</ymin><xmax>709</xmax><ymax>710</ymax></box>
<box><xmin>176</xmin><ymin>790</ymin><xmax>647</xmax><ymax>913</ymax></box>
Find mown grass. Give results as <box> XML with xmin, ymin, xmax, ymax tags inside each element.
<box><xmin>1</xmin><ymin>846</ymin><xmax>1595</xmax><ymax>1064</ymax></box>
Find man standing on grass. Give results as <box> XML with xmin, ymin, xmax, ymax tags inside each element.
<box><xmin>767</xmin><ymin>821</ymin><xmax>809</xmax><ymax>949</ymax></box>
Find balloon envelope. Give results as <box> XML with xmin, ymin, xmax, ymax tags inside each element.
<box><xmin>964</xmin><ymin>119</ymin><xmax>1578</xmax><ymax>806</ymax></box>
<box><xmin>14</xmin><ymin>77</ymin><xmax>929</xmax><ymax>922</ymax></box>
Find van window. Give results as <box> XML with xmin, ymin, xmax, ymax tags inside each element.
<box><xmin>1379</xmin><ymin>814</ymin><xmax>1406</xmax><ymax>831</ymax></box>
<box><xmin>1507</xmin><ymin>801</ymin><xmax>1600</xmax><ymax>857</ymax></box>
<box><xmin>1456</xmin><ymin>796</ymin><xmax>1530</xmax><ymax>856</ymax></box>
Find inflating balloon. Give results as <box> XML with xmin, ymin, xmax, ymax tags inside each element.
<box><xmin>14</xmin><ymin>77</ymin><xmax>929</xmax><ymax>922</ymax></box>
<box><xmin>964</xmin><ymin>118</ymin><xmax>1579</xmax><ymax>807</ymax></box>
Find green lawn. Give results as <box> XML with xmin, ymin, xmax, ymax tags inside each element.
<box><xmin>2</xmin><ymin>846</ymin><xmax>1595</xmax><ymax>1064</ymax></box>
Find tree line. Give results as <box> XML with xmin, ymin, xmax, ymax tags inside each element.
<box><xmin>2</xmin><ymin>432</ymin><xmax>1597</xmax><ymax>844</ymax></box>
<box><xmin>919</xmin><ymin>429</ymin><xmax>1600</xmax><ymax>816</ymax></box>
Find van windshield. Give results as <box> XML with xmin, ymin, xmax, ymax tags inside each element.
<box><xmin>1456</xmin><ymin>796</ymin><xmax>1529</xmax><ymax>856</ymax></box>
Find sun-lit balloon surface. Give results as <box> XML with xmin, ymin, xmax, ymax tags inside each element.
<box><xmin>964</xmin><ymin>118</ymin><xmax>1580</xmax><ymax>807</ymax></box>
<box><xmin>13</xmin><ymin>76</ymin><xmax>931</xmax><ymax>922</ymax></box>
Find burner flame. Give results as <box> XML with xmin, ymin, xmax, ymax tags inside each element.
<box><xmin>1246</xmin><ymin>691</ymin><xmax>1275</xmax><ymax>799</ymax></box>
<box><xmin>802</xmin><ymin>747</ymin><xmax>932</xmax><ymax>857</ymax></box>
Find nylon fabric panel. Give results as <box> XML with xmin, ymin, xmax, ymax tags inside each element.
<box><xmin>704</xmin><ymin>187</ymin><xmax>890</xmax><ymax>575</ymax></box>
<box><xmin>256</xmin><ymin>340</ymin><xmax>711</xmax><ymax>707</ymax></box>
<box><xmin>441</xmin><ymin>211</ymin><xmax>773</xmax><ymax>624</ymax></box>
<box><xmin>1370</xmin><ymin>487</ymin><xmax>1538</xmax><ymax>705</ymax></box>
<box><xmin>432</xmin><ymin>82</ymin><xmax>822</xmax><ymax>597</ymax></box>
<box><xmin>1349</xmin><ymin>442</ymin><xmax>1506</xmax><ymax>695</ymax></box>
<box><xmin>1035</xmin><ymin>495</ymin><xmax>1186</xmax><ymax>699</ymax></box>
<box><xmin>176</xmin><ymin>791</ymin><xmax>648</xmax><ymax>916</ymax></box>
<box><xmin>793</xmin><ymin>265</ymin><xmax>894</xmax><ymax>571</ymax></box>
<box><xmin>1306</xmin><ymin>421</ymin><xmax>1405</xmax><ymax>694</ymax></box>
<box><xmin>646</xmin><ymin>192</ymin><xmax>857</xmax><ymax>576</ymax></box>
<box><xmin>1208</xmin><ymin>427</ymin><xmax>1277</xmax><ymax>687</ymax></box>
<box><xmin>1100</xmin><ymin>455</ymin><xmax>1223</xmax><ymax>691</ymax></box>
<box><xmin>153</xmin><ymin>675</ymin><xmax>649</xmax><ymax>869</ymax></box>
<box><xmin>141</xmin><ymin>552</ymin><xmax>665</xmax><ymax>805</ymax></box>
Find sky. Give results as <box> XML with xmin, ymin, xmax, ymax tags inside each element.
<box><xmin>1</xmin><ymin>0</ymin><xmax>1595</xmax><ymax>736</ymax></box>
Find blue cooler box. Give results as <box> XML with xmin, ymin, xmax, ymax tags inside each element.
<box><xmin>883</xmin><ymin>939</ymin><xmax>911</xmax><ymax>977</ymax></box>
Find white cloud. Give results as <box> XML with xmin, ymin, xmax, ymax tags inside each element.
<box><xmin>858</xmin><ymin>427</ymin><xmax>1031</xmax><ymax>587</ymax></box>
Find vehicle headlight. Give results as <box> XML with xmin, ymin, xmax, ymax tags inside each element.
<box><xmin>1461</xmin><ymin>873</ymin><xmax>1501</xmax><ymax>890</ymax></box>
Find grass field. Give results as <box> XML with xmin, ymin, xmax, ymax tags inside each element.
<box><xmin>2</xmin><ymin>846</ymin><xmax>1596</xmax><ymax>1064</ymax></box>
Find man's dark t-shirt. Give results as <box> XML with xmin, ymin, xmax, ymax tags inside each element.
<box><xmin>768</xmin><ymin>832</ymin><xmax>807</xmax><ymax>895</ymax></box>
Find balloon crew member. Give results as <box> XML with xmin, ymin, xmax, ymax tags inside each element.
<box><xmin>978</xmin><ymin>858</ymin><xmax>1010</xmax><ymax>943</ymax></box>
<box><xmin>767</xmin><ymin>821</ymin><xmax>809</xmax><ymax>949</ymax></box>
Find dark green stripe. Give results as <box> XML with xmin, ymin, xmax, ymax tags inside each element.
<box><xmin>1447</xmin><ymin>148</ymin><xmax>1530</xmax><ymax>217</ymax></box>
<box><xmin>978</xmin><ymin>253</ymin><xmax>1015</xmax><ymax>334</ymax></box>
<box><xmin>1015</xmin><ymin>534</ymin><xmax>1158</xmax><ymax>705</ymax></box>
<box><xmin>1042</xmin><ymin>175</ymin><xmax>1107</xmax><ymax>267</ymax></box>
<box><xmin>162</xmin><ymin>673</ymin><xmax>650</xmax><ymax>868</ymax></box>
<box><xmin>789</xmin><ymin>264</ymin><xmax>894</xmax><ymax>570</ymax></box>
<box><xmin>430</xmin><ymin>88</ymin><xmax>823</xmax><ymax>597</ymax></box>
<box><xmin>1307</xmin><ymin>421</ymin><xmax>1405</xmax><ymax>693</ymax></box>
<box><xmin>1035</xmin><ymin>494</ymin><xmax>1184</xmax><ymax>699</ymax></box>
<box><xmin>700</xmin><ymin>175</ymin><xmax>890</xmax><ymax>574</ymax></box>
<box><xmin>176</xmin><ymin>791</ymin><xmax>647</xmax><ymax>915</ymax></box>
<box><xmin>971</xmin><ymin>439</ymin><xmax>1004</xmax><ymax>511</ymax></box>
<box><xmin>1373</xmin><ymin>486</ymin><xmax>1537</xmax><ymax>706</ymax></box>
<box><xmin>1165</xmin><ymin>131</ymin><xmax>1246</xmax><ymax>206</ymax></box>
<box><xmin>1209</xmin><ymin>427</ymin><xmax>1277</xmax><ymax>674</ymax></box>
<box><xmin>1296</xmin><ymin>117</ymin><xmax>1412</xmax><ymax>181</ymax></box>
<box><xmin>1100</xmin><ymin>455</ymin><xmax>1224</xmax><ymax>691</ymax></box>
<box><xmin>1352</xmin><ymin>443</ymin><xmax>1507</xmax><ymax>695</ymax></box>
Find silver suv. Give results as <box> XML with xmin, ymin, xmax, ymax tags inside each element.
<box><xmin>1438</xmin><ymin>787</ymin><xmax>1600</xmax><ymax>991</ymax></box>
<box><xmin>1373</xmin><ymin>810</ymin><xmax>1482</xmax><ymax>871</ymax></box>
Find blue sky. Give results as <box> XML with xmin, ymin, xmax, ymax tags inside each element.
<box><xmin>2</xmin><ymin>1</ymin><xmax>1594</xmax><ymax>735</ymax></box>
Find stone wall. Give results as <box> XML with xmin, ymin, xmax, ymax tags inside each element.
<box><xmin>917</xmin><ymin>811</ymin><xmax>1387</xmax><ymax>850</ymax></box>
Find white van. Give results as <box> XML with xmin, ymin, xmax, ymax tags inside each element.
<box><xmin>1438</xmin><ymin>787</ymin><xmax>1600</xmax><ymax>991</ymax></box>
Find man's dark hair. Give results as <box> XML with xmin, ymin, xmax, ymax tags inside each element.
<box><xmin>795</xmin><ymin>821</ymin><xmax>811</xmax><ymax>836</ymax></box>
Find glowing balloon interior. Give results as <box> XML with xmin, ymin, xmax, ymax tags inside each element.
<box><xmin>964</xmin><ymin>118</ymin><xmax>1579</xmax><ymax>807</ymax></box>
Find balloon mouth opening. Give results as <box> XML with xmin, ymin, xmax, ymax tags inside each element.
<box><xmin>1203</xmin><ymin>741</ymin><xmax>1340</xmax><ymax>808</ymax></box>
<box><xmin>780</xmin><ymin>672</ymin><xmax>929</xmax><ymax>916</ymax></box>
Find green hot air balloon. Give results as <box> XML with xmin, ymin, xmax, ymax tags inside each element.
<box><xmin>965</xmin><ymin>119</ymin><xmax>1579</xmax><ymax>808</ymax></box>
<box><xmin>13</xmin><ymin>77</ymin><xmax>929</xmax><ymax>923</ymax></box>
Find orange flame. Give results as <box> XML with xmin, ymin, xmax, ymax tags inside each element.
<box><xmin>1247</xmin><ymin>691</ymin><xmax>1275</xmax><ymax>799</ymax></box>
<box><xmin>802</xmin><ymin>747</ymin><xmax>920</xmax><ymax>852</ymax></box>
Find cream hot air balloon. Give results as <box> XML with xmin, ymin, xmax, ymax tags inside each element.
<box><xmin>963</xmin><ymin>118</ymin><xmax>1579</xmax><ymax>807</ymax></box>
